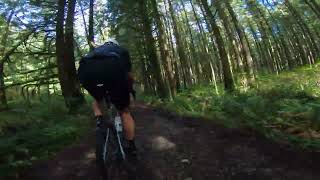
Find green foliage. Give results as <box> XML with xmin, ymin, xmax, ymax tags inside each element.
<box><xmin>144</xmin><ymin>64</ymin><xmax>320</xmax><ymax>150</ymax></box>
<box><xmin>0</xmin><ymin>97</ymin><xmax>92</xmax><ymax>178</ymax></box>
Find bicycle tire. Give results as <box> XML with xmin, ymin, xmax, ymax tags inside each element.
<box><xmin>96</xmin><ymin>126</ymin><xmax>118</xmax><ymax>180</ymax></box>
<box><xmin>114</xmin><ymin>133</ymin><xmax>141</xmax><ymax>180</ymax></box>
<box><xmin>96</xmin><ymin>126</ymin><xmax>107</xmax><ymax>179</ymax></box>
<box><xmin>96</xmin><ymin>104</ymin><xmax>140</xmax><ymax>180</ymax></box>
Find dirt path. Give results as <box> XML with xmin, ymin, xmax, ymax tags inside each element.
<box><xmin>23</xmin><ymin>103</ymin><xmax>319</xmax><ymax>180</ymax></box>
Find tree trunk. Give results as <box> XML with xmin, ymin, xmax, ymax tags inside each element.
<box><xmin>0</xmin><ymin>62</ymin><xmax>7</xmax><ymax>110</ymax></box>
<box><xmin>163</xmin><ymin>1</ymin><xmax>182</xmax><ymax>90</ymax></box>
<box><xmin>88</xmin><ymin>0</ymin><xmax>94</xmax><ymax>51</ymax></box>
<box><xmin>189</xmin><ymin>0</ymin><xmax>218</xmax><ymax>88</ymax></box>
<box><xmin>151</xmin><ymin>0</ymin><xmax>175</xmax><ymax>98</ymax></box>
<box><xmin>262</xmin><ymin>4</ymin><xmax>295</xmax><ymax>69</ymax></box>
<box><xmin>56</xmin><ymin>0</ymin><xmax>84</xmax><ymax>111</ymax></box>
<box><xmin>179</xmin><ymin>0</ymin><xmax>202</xmax><ymax>84</ymax></box>
<box><xmin>216</xmin><ymin>1</ymin><xmax>242</xmax><ymax>73</ymax></box>
<box><xmin>199</xmin><ymin>0</ymin><xmax>234</xmax><ymax>91</ymax></box>
<box><xmin>285</xmin><ymin>0</ymin><xmax>320</xmax><ymax>60</ymax></box>
<box><xmin>291</xmin><ymin>25</ymin><xmax>310</xmax><ymax>65</ymax></box>
<box><xmin>247</xmin><ymin>0</ymin><xmax>278</xmax><ymax>73</ymax></box>
<box><xmin>257</xmin><ymin>4</ymin><xmax>285</xmax><ymax>71</ymax></box>
<box><xmin>167</xmin><ymin>0</ymin><xmax>191</xmax><ymax>88</ymax></box>
<box><xmin>138</xmin><ymin>0</ymin><xmax>167</xmax><ymax>98</ymax></box>
<box><xmin>0</xmin><ymin>10</ymin><xmax>15</xmax><ymax>110</ymax></box>
<box><xmin>198</xmin><ymin>1</ymin><xmax>223</xmax><ymax>83</ymax></box>
<box><xmin>225</xmin><ymin>1</ymin><xmax>255</xmax><ymax>83</ymax></box>
<box><xmin>304</xmin><ymin>0</ymin><xmax>320</xmax><ymax>19</ymax></box>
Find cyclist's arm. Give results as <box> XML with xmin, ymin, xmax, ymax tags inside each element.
<box><xmin>123</xmin><ymin>49</ymin><xmax>134</xmax><ymax>81</ymax></box>
<box><xmin>123</xmin><ymin>49</ymin><xmax>136</xmax><ymax>99</ymax></box>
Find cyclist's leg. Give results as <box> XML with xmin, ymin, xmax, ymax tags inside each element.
<box><xmin>119</xmin><ymin>108</ymin><xmax>135</xmax><ymax>141</ymax></box>
<box><xmin>92</xmin><ymin>100</ymin><xmax>103</xmax><ymax>117</ymax></box>
<box><xmin>83</xmin><ymin>83</ymin><xmax>106</xmax><ymax>126</ymax></box>
<box><xmin>109</xmin><ymin>82</ymin><xmax>136</xmax><ymax>152</ymax></box>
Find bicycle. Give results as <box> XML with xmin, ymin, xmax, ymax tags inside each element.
<box><xmin>95</xmin><ymin>96</ymin><xmax>138</xmax><ymax>180</ymax></box>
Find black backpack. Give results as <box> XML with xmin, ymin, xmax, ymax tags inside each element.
<box><xmin>78</xmin><ymin>48</ymin><xmax>126</xmax><ymax>88</ymax></box>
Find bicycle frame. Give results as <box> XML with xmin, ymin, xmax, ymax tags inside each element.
<box><xmin>96</xmin><ymin>94</ymin><xmax>138</xmax><ymax>180</ymax></box>
<box><xmin>103</xmin><ymin>111</ymin><xmax>126</xmax><ymax>162</ymax></box>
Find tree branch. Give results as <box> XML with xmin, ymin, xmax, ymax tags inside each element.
<box><xmin>5</xmin><ymin>74</ymin><xmax>58</xmax><ymax>88</ymax></box>
<box><xmin>0</xmin><ymin>29</ymin><xmax>36</xmax><ymax>63</ymax></box>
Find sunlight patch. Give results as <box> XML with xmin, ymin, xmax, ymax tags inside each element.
<box><xmin>85</xmin><ymin>150</ymin><xmax>95</xmax><ymax>159</ymax></box>
<box><xmin>151</xmin><ymin>136</ymin><xmax>176</xmax><ymax>151</ymax></box>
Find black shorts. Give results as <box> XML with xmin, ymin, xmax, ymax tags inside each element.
<box><xmin>83</xmin><ymin>81</ymin><xmax>130</xmax><ymax>111</ymax></box>
<box><xmin>78</xmin><ymin>56</ymin><xmax>131</xmax><ymax>111</ymax></box>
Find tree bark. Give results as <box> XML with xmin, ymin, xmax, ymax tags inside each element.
<box><xmin>88</xmin><ymin>0</ymin><xmax>95</xmax><ymax>51</ymax></box>
<box><xmin>247</xmin><ymin>0</ymin><xmax>278</xmax><ymax>73</ymax></box>
<box><xmin>0</xmin><ymin>11</ymin><xmax>14</xmax><ymax>110</ymax></box>
<box><xmin>138</xmin><ymin>0</ymin><xmax>167</xmax><ymax>98</ymax></box>
<box><xmin>163</xmin><ymin>1</ymin><xmax>182</xmax><ymax>90</ymax></box>
<box><xmin>285</xmin><ymin>0</ymin><xmax>320</xmax><ymax>60</ymax></box>
<box><xmin>167</xmin><ymin>0</ymin><xmax>191</xmax><ymax>88</ymax></box>
<box><xmin>179</xmin><ymin>0</ymin><xmax>202</xmax><ymax>84</ymax></box>
<box><xmin>304</xmin><ymin>0</ymin><xmax>320</xmax><ymax>19</ymax></box>
<box><xmin>225</xmin><ymin>1</ymin><xmax>255</xmax><ymax>83</ymax></box>
<box><xmin>189</xmin><ymin>0</ymin><xmax>218</xmax><ymax>89</ymax></box>
<box><xmin>0</xmin><ymin>63</ymin><xmax>7</xmax><ymax>110</ymax></box>
<box><xmin>56</xmin><ymin>0</ymin><xmax>85</xmax><ymax>111</ymax></box>
<box><xmin>215</xmin><ymin>1</ymin><xmax>241</xmax><ymax>73</ymax></box>
<box><xmin>199</xmin><ymin>0</ymin><xmax>234</xmax><ymax>91</ymax></box>
<box><xmin>151</xmin><ymin>0</ymin><xmax>175</xmax><ymax>98</ymax></box>
<box><xmin>262</xmin><ymin>4</ymin><xmax>295</xmax><ymax>69</ymax></box>
<box><xmin>0</xmin><ymin>31</ymin><xmax>35</xmax><ymax>110</ymax></box>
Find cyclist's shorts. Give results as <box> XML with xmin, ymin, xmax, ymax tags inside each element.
<box><xmin>78</xmin><ymin>57</ymin><xmax>130</xmax><ymax>110</ymax></box>
<box><xmin>82</xmin><ymin>80</ymin><xmax>130</xmax><ymax>111</ymax></box>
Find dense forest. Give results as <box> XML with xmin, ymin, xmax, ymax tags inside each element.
<box><xmin>0</xmin><ymin>0</ymin><xmax>320</xmax><ymax>179</ymax></box>
<box><xmin>0</xmin><ymin>0</ymin><xmax>319</xmax><ymax>107</ymax></box>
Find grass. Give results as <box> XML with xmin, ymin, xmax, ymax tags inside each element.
<box><xmin>0</xmin><ymin>96</ymin><xmax>93</xmax><ymax>178</ymax></box>
<box><xmin>1</xmin><ymin>63</ymin><xmax>320</xmax><ymax>177</ymax></box>
<box><xmin>140</xmin><ymin>63</ymin><xmax>320</xmax><ymax>150</ymax></box>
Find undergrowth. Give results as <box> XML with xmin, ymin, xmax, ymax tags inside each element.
<box><xmin>140</xmin><ymin>63</ymin><xmax>320</xmax><ymax>150</ymax></box>
<box><xmin>0</xmin><ymin>96</ymin><xmax>92</xmax><ymax>178</ymax></box>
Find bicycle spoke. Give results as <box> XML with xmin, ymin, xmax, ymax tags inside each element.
<box><xmin>103</xmin><ymin>129</ymin><xmax>110</xmax><ymax>162</ymax></box>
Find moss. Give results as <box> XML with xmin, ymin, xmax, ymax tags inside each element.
<box><xmin>0</xmin><ymin>97</ymin><xmax>92</xmax><ymax>177</ymax></box>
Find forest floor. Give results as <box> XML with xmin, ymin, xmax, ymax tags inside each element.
<box><xmin>21</xmin><ymin>102</ymin><xmax>319</xmax><ymax>180</ymax></box>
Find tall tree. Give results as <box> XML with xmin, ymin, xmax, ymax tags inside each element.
<box><xmin>56</xmin><ymin>0</ymin><xmax>84</xmax><ymax>110</ymax></box>
<box><xmin>199</xmin><ymin>0</ymin><xmax>235</xmax><ymax>91</ymax></box>
<box><xmin>151</xmin><ymin>0</ymin><xmax>175</xmax><ymax>98</ymax></box>
<box><xmin>225</xmin><ymin>1</ymin><xmax>255</xmax><ymax>84</ymax></box>
<box><xmin>179</xmin><ymin>0</ymin><xmax>202</xmax><ymax>84</ymax></box>
<box><xmin>0</xmin><ymin>8</ymin><xmax>35</xmax><ymax>110</ymax></box>
<box><xmin>247</xmin><ymin>0</ymin><xmax>278</xmax><ymax>73</ymax></box>
<box><xmin>138</xmin><ymin>0</ymin><xmax>168</xmax><ymax>98</ymax></box>
<box><xmin>167</xmin><ymin>0</ymin><xmax>191</xmax><ymax>88</ymax></box>
<box><xmin>88</xmin><ymin>0</ymin><xmax>94</xmax><ymax>51</ymax></box>
<box><xmin>304</xmin><ymin>0</ymin><xmax>320</xmax><ymax>19</ymax></box>
<box><xmin>0</xmin><ymin>11</ymin><xmax>14</xmax><ymax>110</ymax></box>
<box><xmin>285</xmin><ymin>0</ymin><xmax>320</xmax><ymax>60</ymax></box>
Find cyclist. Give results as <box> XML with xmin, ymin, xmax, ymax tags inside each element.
<box><xmin>78</xmin><ymin>38</ymin><xmax>137</xmax><ymax>157</ymax></box>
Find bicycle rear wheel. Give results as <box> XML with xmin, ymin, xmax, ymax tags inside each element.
<box><xmin>96</xmin><ymin>127</ymin><xmax>118</xmax><ymax>180</ymax></box>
